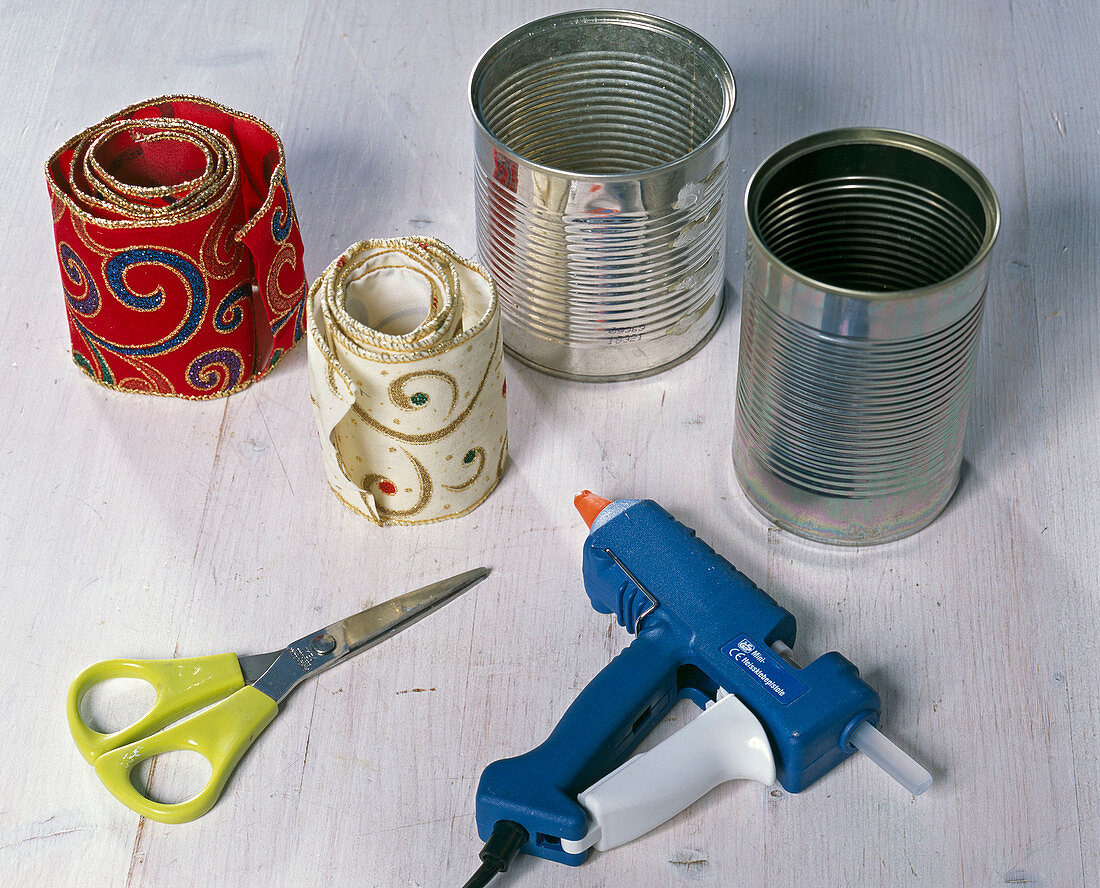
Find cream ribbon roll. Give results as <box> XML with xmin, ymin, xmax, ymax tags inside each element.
<box><xmin>307</xmin><ymin>237</ymin><xmax>508</xmax><ymax>525</ymax></box>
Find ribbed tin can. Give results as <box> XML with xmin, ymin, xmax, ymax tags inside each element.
<box><xmin>470</xmin><ymin>10</ymin><xmax>735</xmax><ymax>380</ymax></box>
<box><xmin>733</xmin><ymin>128</ymin><xmax>1000</xmax><ymax>544</ymax></box>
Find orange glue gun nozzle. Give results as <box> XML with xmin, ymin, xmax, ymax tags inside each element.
<box><xmin>574</xmin><ymin>490</ymin><xmax>613</xmax><ymax>529</ymax></box>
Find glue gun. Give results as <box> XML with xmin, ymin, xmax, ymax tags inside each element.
<box><xmin>465</xmin><ymin>493</ymin><xmax>931</xmax><ymax>884</ymax></box>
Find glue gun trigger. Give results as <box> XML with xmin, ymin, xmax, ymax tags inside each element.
<box><xmin>560</xmin><ymin>690</ymin><xmax>776</xmax><ymax>855</ymax></box>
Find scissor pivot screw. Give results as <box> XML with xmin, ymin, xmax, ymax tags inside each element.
<box><xmin>311</xmin><ymin>634</ymin><xmax>337</xmax><ymax>655</ymax></box>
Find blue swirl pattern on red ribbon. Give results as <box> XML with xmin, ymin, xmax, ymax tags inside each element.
<box><xmin>271</xmin><ymin>174</ymin><xmax>295</xmax><ymax>243</ymax></box>
<box><xmin>187</xmin><ymin>348</ymin><xmax>244</xmax><ymax>391</ymax></box>
<box><xmin>93</xmin><ymin>249</ymin><xmax>207</xmax><ymax>357</ymax></box>
<box><xmin>46</xmin><ymin>95</ymin><xmax>307</xmax><ymax>398</ymax></box>
<box><xmin>59</xmin><ymin>243</ymin><xmax>99</xmax><ymax>316</ymax></box>
<box><xmin>214</xmin><ymin>282</ymin><xmax>252</xmax><ymax>333</ymax></box>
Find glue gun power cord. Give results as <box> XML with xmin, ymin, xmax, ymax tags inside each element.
<box><xmin>461</xmin><ymin>821</ymin><xmax>528</xmax><ymax>888</ymax></box>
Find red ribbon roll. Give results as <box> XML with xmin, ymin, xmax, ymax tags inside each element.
<box><xmin>46</xmin><ymin>95</ymin><xmax>307</xmax><ymax>399</ymax></box>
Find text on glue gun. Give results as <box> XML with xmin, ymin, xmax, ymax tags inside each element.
<box><xmin>469</xmin><ymin>492</ymin><xmax>931</xmax><ymax>877</ymax></box>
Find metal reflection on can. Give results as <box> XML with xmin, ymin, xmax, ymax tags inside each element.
<box><xmin>733</xmin><ymin>128</ymin><xmax>1001</xmax><ymax>544</ymax></box>
<box><xmin>470</xmin><ymin>10</ymin><xmax>736</xmax><ymax>380</ymax></box>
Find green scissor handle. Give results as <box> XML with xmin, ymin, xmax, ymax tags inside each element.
<box><xmin>66</xmin><ymin>653</ymin><xmax>246</xmax><ymax>764</ymax></box>
<box><xmin>92</xmin><ymin>684</ymin><xmax>278</xmax><ymax>823</ymax></box>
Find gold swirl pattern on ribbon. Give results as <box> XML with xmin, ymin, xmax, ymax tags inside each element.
<box><xmin>200</xmin><ymin>199</ymin><xmax>243</xmax><ymax>279</ymax></box>
<box><xmin>362</xmin><ymin>451</ymin><xmax>433</xmax><ymax>520</ymax></box>
<box><xmin>307</xmin><ymin>237</ymin><xmax>508</xmax><ymax>526</ymax></box>
<box><xmin>443</xmin><ymin>447</ymin><xmax>485</xmax><ymax>492</ymax></box>
<box><xmin>45</xmin><ymin>94</ymin><xmax>307</xmax><ymax>399</ymax></box>
<box><xmin>388</xmin><ymin>370</ymin><xmax>459</xmax><ymax>416</ymax></box>
<box><xmin>266</xmin><ymin>242</ymin><xmax>303</xmax><ymax>316</ymax></box>
<box><xmin>349</xmin><ymin>337</ymin><xmax>498</xmax><ymax>445</ymax></box>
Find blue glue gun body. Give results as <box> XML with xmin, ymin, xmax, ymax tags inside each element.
<box><xmin>475</xmin><ymin>499</ymin><xmax>881</xmax><ymax>865</ymax></box>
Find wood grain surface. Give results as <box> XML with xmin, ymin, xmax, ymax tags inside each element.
<box><xmin>2</xmin><ymin>1</ymin><xmax>1097</xmax><ymax>886</ymax></box>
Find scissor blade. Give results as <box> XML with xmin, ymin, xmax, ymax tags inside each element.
<box><xmin>238</xmin><ymin>650</ymin><xmax>281</xmax><ymax>685</ymax></box>
<box><xmin>340</xmin><ymin>567</ymin><xmax>489</xmax><ymax>654</ymax></box>
<box><xmin>249</xmin><ymin>568</ymin><xmax>489</xmax><ymax>703</ymax></box>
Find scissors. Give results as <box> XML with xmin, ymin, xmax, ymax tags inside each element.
<box><xmin>66</xmin><ymin>567</ymin><xmax>488</xmax><ymax>824</ymax></box>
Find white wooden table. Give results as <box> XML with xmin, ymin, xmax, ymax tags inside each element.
<box><xmin>3</xmin><ymin>1</ymin><xmax>1097</xmax><ymax>885</ymax></box>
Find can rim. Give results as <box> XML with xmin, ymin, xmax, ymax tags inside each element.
<box><xmin>469</xmin><ymin>9</ymin><xmax>736</xmax><ymax>182</ymax></box>
<box><xmin>743</xmin><ymin>127</ymin><xmax>1002</xmax><ymax>302</ymax></box>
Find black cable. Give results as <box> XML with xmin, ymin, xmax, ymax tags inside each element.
<box><xmin>461</xmin><ymin>821</ymin><xmax>528</xmax><ymax>888</ymax></box>
<box><xmin>460</xmin><ymin>860</ymin><xmax>499</xmax><ymax>888</ymax></box>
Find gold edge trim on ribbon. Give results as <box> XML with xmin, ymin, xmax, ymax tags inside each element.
<box><xmin>310</xmin><ymin>235</ymin><xmax>507</xmax><ymax>525</ymax></box>
<box><xmin>73</xmin><ymin>119</ymin><xmax>236</xmax><ymax>222</ymax></box>
<box><xmin>69</xmin><ymin>335</ymin><xmax>303</xmax><ymax>401</ymax></box>
<box><xmin>326</xmin><ymin>458</ymin><xmax>506</xmax><ymax>527</ymax></box>
<box><xmin>313</xmin><ymin>236</ymin><xmax>499</xmax><ymax>365</ymax></box>
<box><xmin>321</xmin><ymin>241</ymin><xmax>456</xmax><ymax>355</ymax></box>
<box><xmin>45</xmin><ymin>93</ymin><xmax>291</xmax><ymax>236</ymax></box>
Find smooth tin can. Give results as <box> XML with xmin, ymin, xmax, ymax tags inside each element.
<box><xmin>733</xmin><ymin>128</ymin><xmax>1000</xmax><ymax>544</ymax></box>
<box><xmin>470</xmin><ymin>10</ymin><xmax>735</xmax><ymax>380</ymax></box>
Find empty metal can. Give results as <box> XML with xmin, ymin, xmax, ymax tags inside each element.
<box><xmin>733</xmin><ymin>128</ymin><xmax>1000</xmax><ymax>544</ymax></box>
<box><xmin>470</xmin><ymin>10</ymin><xmax>735</xmax><ymax>380</ymax></box>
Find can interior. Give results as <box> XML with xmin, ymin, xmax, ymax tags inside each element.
<box><xmin>750</xmin><ymin>142</ymin><xmax>990</xmax><ymax>292</ymax></box>
<box><xmin>473</xmin><ymin>17</ymin><xmax>731</xmax><ymax>175</ymax></box>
